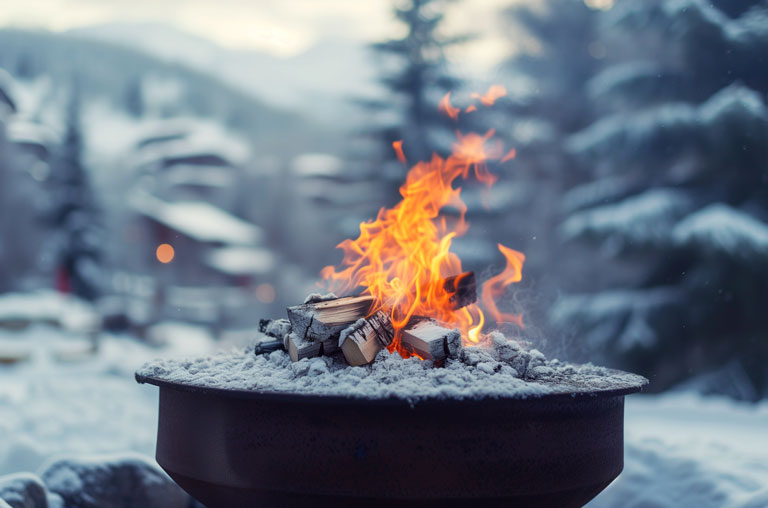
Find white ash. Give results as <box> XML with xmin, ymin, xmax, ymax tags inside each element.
<box><xmin>338</xmin><ymin>318</ymin><xmax>367</xmax><ymax>347</ymax></box>
<box><xmin>138</xmin><ymin>332</ymin><xmax>647</xmax><ymax>402</ymax></box>
<box><xmin>303</xmin><ymin>292</ymin><xmax>338</xmax><ymax>304</ymax></box>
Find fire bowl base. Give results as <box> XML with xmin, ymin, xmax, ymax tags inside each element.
<box><xmin>137</xmin><ymin>373</ymin><xmax>645</xmax><ymax>508</ymax></box>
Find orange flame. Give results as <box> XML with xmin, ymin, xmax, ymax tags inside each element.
<box><xmin>482</xmin><ymin>244</ymin><xmax>525</xmax><ymax>328</ymax></box>
<box><xmin>501</xmin><ymin>148</ymin><xmax>517</xmax><ymax>163</ymax></box>
<box><xmin>322</xmin><ymin>86</ymin><xmax>523</xmax><ymax>351</ymax></box>
<box><xmin>438</xmin><ymin>92</ymin><xmax>460</xmax><ymax>120</ymax></box>
<box><xmin>392</xmin><ymin>140</ymin><xmax>406</xmax><ymax>164</ymax></box>
<box><xmin>465</xmin><ymin>104</ymin><xmax>477</xmax><ymax>113</ymax></box>
<box><xmin>471</xmin><ymin>85</ymin><xmax>507</xmax><ymax>107</ymax></box>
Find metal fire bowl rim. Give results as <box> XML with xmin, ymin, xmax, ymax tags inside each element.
<box><xmin>135</xmin><ymin>368</ymin><xmax>647</xmax><ymax>407</ymax></box>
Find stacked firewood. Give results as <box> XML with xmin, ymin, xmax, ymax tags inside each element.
<box><xmin>258</xmin><ymin>272</ymin><xmax>476</xmax><ymax>366</ymax></box>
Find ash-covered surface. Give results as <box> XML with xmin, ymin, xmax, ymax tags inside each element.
<box><xmin>137</xmin><ymin>332</ymin><xmax>647</xmax><ymax>401</ymax></box>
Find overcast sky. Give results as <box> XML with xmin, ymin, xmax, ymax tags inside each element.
<box><xmin>1</xmin><ymin>0</ymin><xmax>530</xmax><ymax>69</ymax></box>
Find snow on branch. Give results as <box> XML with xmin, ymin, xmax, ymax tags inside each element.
<box><xmin>559</xmin><ymin>188</ymin><xmax>693</xmax><ymax>248</ymax></box>
<box><xmin>673</xmin><ymin>204</ymin><xmax>768</xmax><ymax>261</ymax></box>
<box><xmin>567</xmin><ymin>85</ymin><xmax>768</xmax><ymax>175</ymax></box>
<box><xmin>550</xmin><ymin>287</ymin><xmax>682</xmax><ymax>353</ymax></box>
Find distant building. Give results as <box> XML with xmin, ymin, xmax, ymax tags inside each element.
<box><xmin>123</xmin><ymin>190</ymin><xmax>275</xmax><ymax>327</ymax></box>
<box><xmin>130</xmin><ymin>120</ymin><xmax>250</xmax><ymax>208</ymax></box>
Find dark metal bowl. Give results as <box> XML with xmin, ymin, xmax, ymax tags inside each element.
<box><xmin>136</xmin><ymin>371</ymin><xmax>645</xmax><ymax>508</ymax></box>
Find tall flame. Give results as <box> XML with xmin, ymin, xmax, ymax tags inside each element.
<box><xmin>322</xmin><ymin>86</ymin><xmax>524</xmax><ymax>351</ymax></box>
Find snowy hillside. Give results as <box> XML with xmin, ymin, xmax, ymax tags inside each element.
<box><xmin>0</xmin><ymin>28</ymin><xmax>340</xmax><ymax>156</ymax></box>
<box><xmin>67</xmin><ymin>22</ymin><xmax>379</xmax><ymax>121</ymax></box>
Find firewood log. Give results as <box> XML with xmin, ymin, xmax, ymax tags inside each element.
<box><xmin>339</xmin><ymin>311</ymin><xmax>394</xmax><ymax>366</ymax></box>
<box><xmin>401</xmin><ymin>319</ymin><xmax>462</xmax><ymax>362</ymax></box>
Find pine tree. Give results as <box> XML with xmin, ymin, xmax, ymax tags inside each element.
<box><xmin>551</xmin><ymin>0</ymin><xmax>768</xmax><ymax>399</ymax></box>
<box><xmin>366</xmin><ymin>0</ymin><xmax>465</xmax><ymax>166</ymax></box>
<box><xmin>51</xmin><ymin>83</ymin><xmax>104</xmax><ymax>301</ymax></box>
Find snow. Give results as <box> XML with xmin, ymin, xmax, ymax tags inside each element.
<box><xmin>550</xmin><ymin>288</ymin><xmax>681</xmax><ymax>352</ymax></box>
<box><xmin>291</xmin><ymin>153</ymin><xmax>344</xmax><ymax>178</ymax></box>
<box><xmin>129</xmin><ymin>190</ymin><xmax>262</xmax><ymax>245</ymax></box>
<box><xmin>42</xmin><ymin>453</ymin><xmax>189</xmax><ymax>508</ymax></box>
<box><xmin>1</xmin><ymin>309</ymin><xmax>766</xmax><ymax>507</ymax></box>
<box><xmin>136</xmin><ymin>338</ymin><xmax>647</xmax><ymax>401</ymax></box>
<box><xmin>559</xmin><ymin>188</ymin><xmax>692</xmax><ymax>247</ymax></box>
<box><xmin>673</xmin><ymin>203</ymin><xmax>768</xmax><ymax>260</ymax></box>
<box><xmin>0</xmin><ymin>290</ymin><xmax>99</xmax><ymax>331</ymax></box>
<box><xmin>131</xmin><ymin>118</ymin><xmax>251</xmax><ymax>170</ymax></box>
<box><xmin>0</xmin><ymin>321</ymin><xmax>217</xmax><ymax>476</ymax></box>
<box><xmin>588</xmin><ymin>393</ymin><xmax>768</xmax><ymax>508</ymax></box>
<box><xmin>205</xmin><ymin>246</ymin><xmax>276</xmax><ymax>276</ymax></box>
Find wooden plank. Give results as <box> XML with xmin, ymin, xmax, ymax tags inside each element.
<box><xmin>401</xmin><ymin>319</ymin><xmax>462</xmax><ymax>362</ymax></box>
<box><xmin>339</xmin><ymin>311</ymin><xmax>394</xmax><ymax>366</ymax></box>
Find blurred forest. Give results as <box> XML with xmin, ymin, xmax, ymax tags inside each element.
<box><xmin>0</xmin><ymin>0</ymin><xmax>767</xmax><ymax>400</ymax></box>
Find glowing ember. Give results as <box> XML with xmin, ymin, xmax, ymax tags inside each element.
<box><xmin>322</xmin><ymin>86</ymin><xmax>524</xmax><ymax>352</ymax></box>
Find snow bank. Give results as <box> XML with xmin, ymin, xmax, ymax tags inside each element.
<box><xmin>136</xmin><ymin>336</ymin><xmax>647</xmax><ymax>401</ymax></box>
<box><xmin>41</xmin><ymin>453</ymin><xmax>189</xmax><ymax>508</ymax></box>
<box><xmin>589</xmin><ymin>393</ymin><xmax>768</xmax><ymax>507</ymax></box>
<box><xmin>0</xmin><ymin>329</ymin><xmax>216</xmax><ymax>476</ymax></box>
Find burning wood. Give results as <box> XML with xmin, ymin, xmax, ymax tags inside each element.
<box><xmin>443</xmin><ymin>272</ymin><xmax>476</xmax><ymax>310</ymax></box>
<box><xmin>287</xmin><ymin>295</ymin><xmax>375</xmax><ymax>340</ymax></box>
<box><xmin>401</xmin><ymin>319</ymin><xmax>462</xmax><ymax>362</ymax></box>
<box><xmin>339</xmin><ymin>311</ymin><xmax>395</xmax><ymax>366</ymax></box>
<box><xmin>286</xmin><ymin>295</ymin><xmax>375</xmax><ymax>358</ymax></box>
<box><xmin>274</xmin><ymin>273</ymin><xmax>477</xmax><ymax>363</ymax></box>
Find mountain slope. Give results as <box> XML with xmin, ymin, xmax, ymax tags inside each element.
<box><xmin>0</xmin><ymin>28</ymin><xmax>340</xmax><ymax>155</ymax></box>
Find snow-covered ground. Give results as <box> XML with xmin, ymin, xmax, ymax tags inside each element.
<box><xmin>0</xmin><ymin>322</ymin><xmax>215</xmax><ymax>476</ymax></box>
<box><xmin>2</xmin><ymin>324</ymin><xmax>767</xmax><ymax>506</ymax></box>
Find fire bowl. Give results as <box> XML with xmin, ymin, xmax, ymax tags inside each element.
<box><xmin>136</xmin><ymin>371</ymin><xmax>645</xmax><ymax>508</ymax></box>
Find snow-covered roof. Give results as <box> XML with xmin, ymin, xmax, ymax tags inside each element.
<box><xmin>132</xmin><ymin>119</ymin><xmax>251</xmax><ymax>170</ymax></box>
<box><xmin>291</xmin><ymin>153</ymin><xmax>344</xmax><ymax>178</ymax></box>
<box><xmin>0</xmin><ymin>290</ymin><xmax>99</xmax><ymax>331</ymax></box>
<box><xmin>205</xmin><ymin>246</ymin><xmax>276</xmax><ymax>276</ymax></box>
<box><xmin>129</xmin><ymin>191</ymin><xmax>262</xmax><ymax>245</ymax></box>
<box><xmin>5</xmin><ymin>117</ymin><xmax>58</xmax><ymax>149</ymax></box>
<box><xmin>163</xmin><ymin>165</ymin><xmax>237</xmax><ymax>189</ymax></box>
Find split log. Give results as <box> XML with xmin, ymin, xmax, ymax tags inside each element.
<box><xmin>339</xmin><ymin>311</ymin><xmax>395</xmax><ymax>366</ymax></box>
<box><xmin>401</xmin><ymin>319</ymin><xmax>462</xmax><ymax>362</ymax></box>
<box><xmin>286</xmin><ymin>295</ymin><xmax>375</xmax><ymax>359</ymax></box>
<box><xmin>443</xmin><ymin>272</ymin><xmax>477</xmax><ymax>310</ymax></box>
<box><xmin>286</xmin><ymin>333</ymin><xmax>324</xmax><ymax>362</ymax></box>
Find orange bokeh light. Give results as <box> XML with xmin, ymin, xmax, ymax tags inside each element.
<box><xmin>156</xmin><ymin>243</ymin><xmax>175</xmax><ymax>264</ymax></box>
<box><xmin>255</xmin><ymin>283</ymin><xmax>276</xmax><ymax>303</ymax></box>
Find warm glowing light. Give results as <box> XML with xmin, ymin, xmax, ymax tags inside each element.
<box><xmin>501</xmin><ymin>148</ymin><xmax>517</xmax><ymax>163</ymax></box>
<box><xmin>255</xmin><ymin>283</ymin><xmax>276</xmax><ymax>303</ymax></box>
<box><xmin>465</xmin><ymin>105</ymin><xmax>477</xmax><ymax>113</ymax></box>
<box><xmin>156</xmin><ymin>243</ymin><xmax>175</xmax><ymax>264</ymax></box>
<box><xmin>322</xmin><ymin>85</ymin><xmax>524</xmax><ymax>352</ymax></box>
<box><xmin>482</xmin><ymin>244</ymin><xmax>525</xmax><ymax>328</ymax></box>
<box><xmin>392</xmin><ymin>140</ymin><xmax>406</xmax><ymax>164</ymax></box>
<box><xmin>438</xmin><ymin>92</ymin><xmax>460</xmax><ymax>120</ymax></box>
<box><xmin>471</xmin><ymin>85</ymin><xmax>507</xmax><ymax>107</ymax></box>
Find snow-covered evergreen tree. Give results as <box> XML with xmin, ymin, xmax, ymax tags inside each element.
<box><xmin>51</xmin><ymin>84</ymin><xmax>104</xmax><ymax>301</ymax></box>
<box><xmin>551</xmin><ymin>0</ymin><xmax>768</xmax><ymax>399</ymax></box>
<box><xmin>366</xmin><ymin>0</ymin><xmax>465</xmax><ymax>166</ymax></box>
